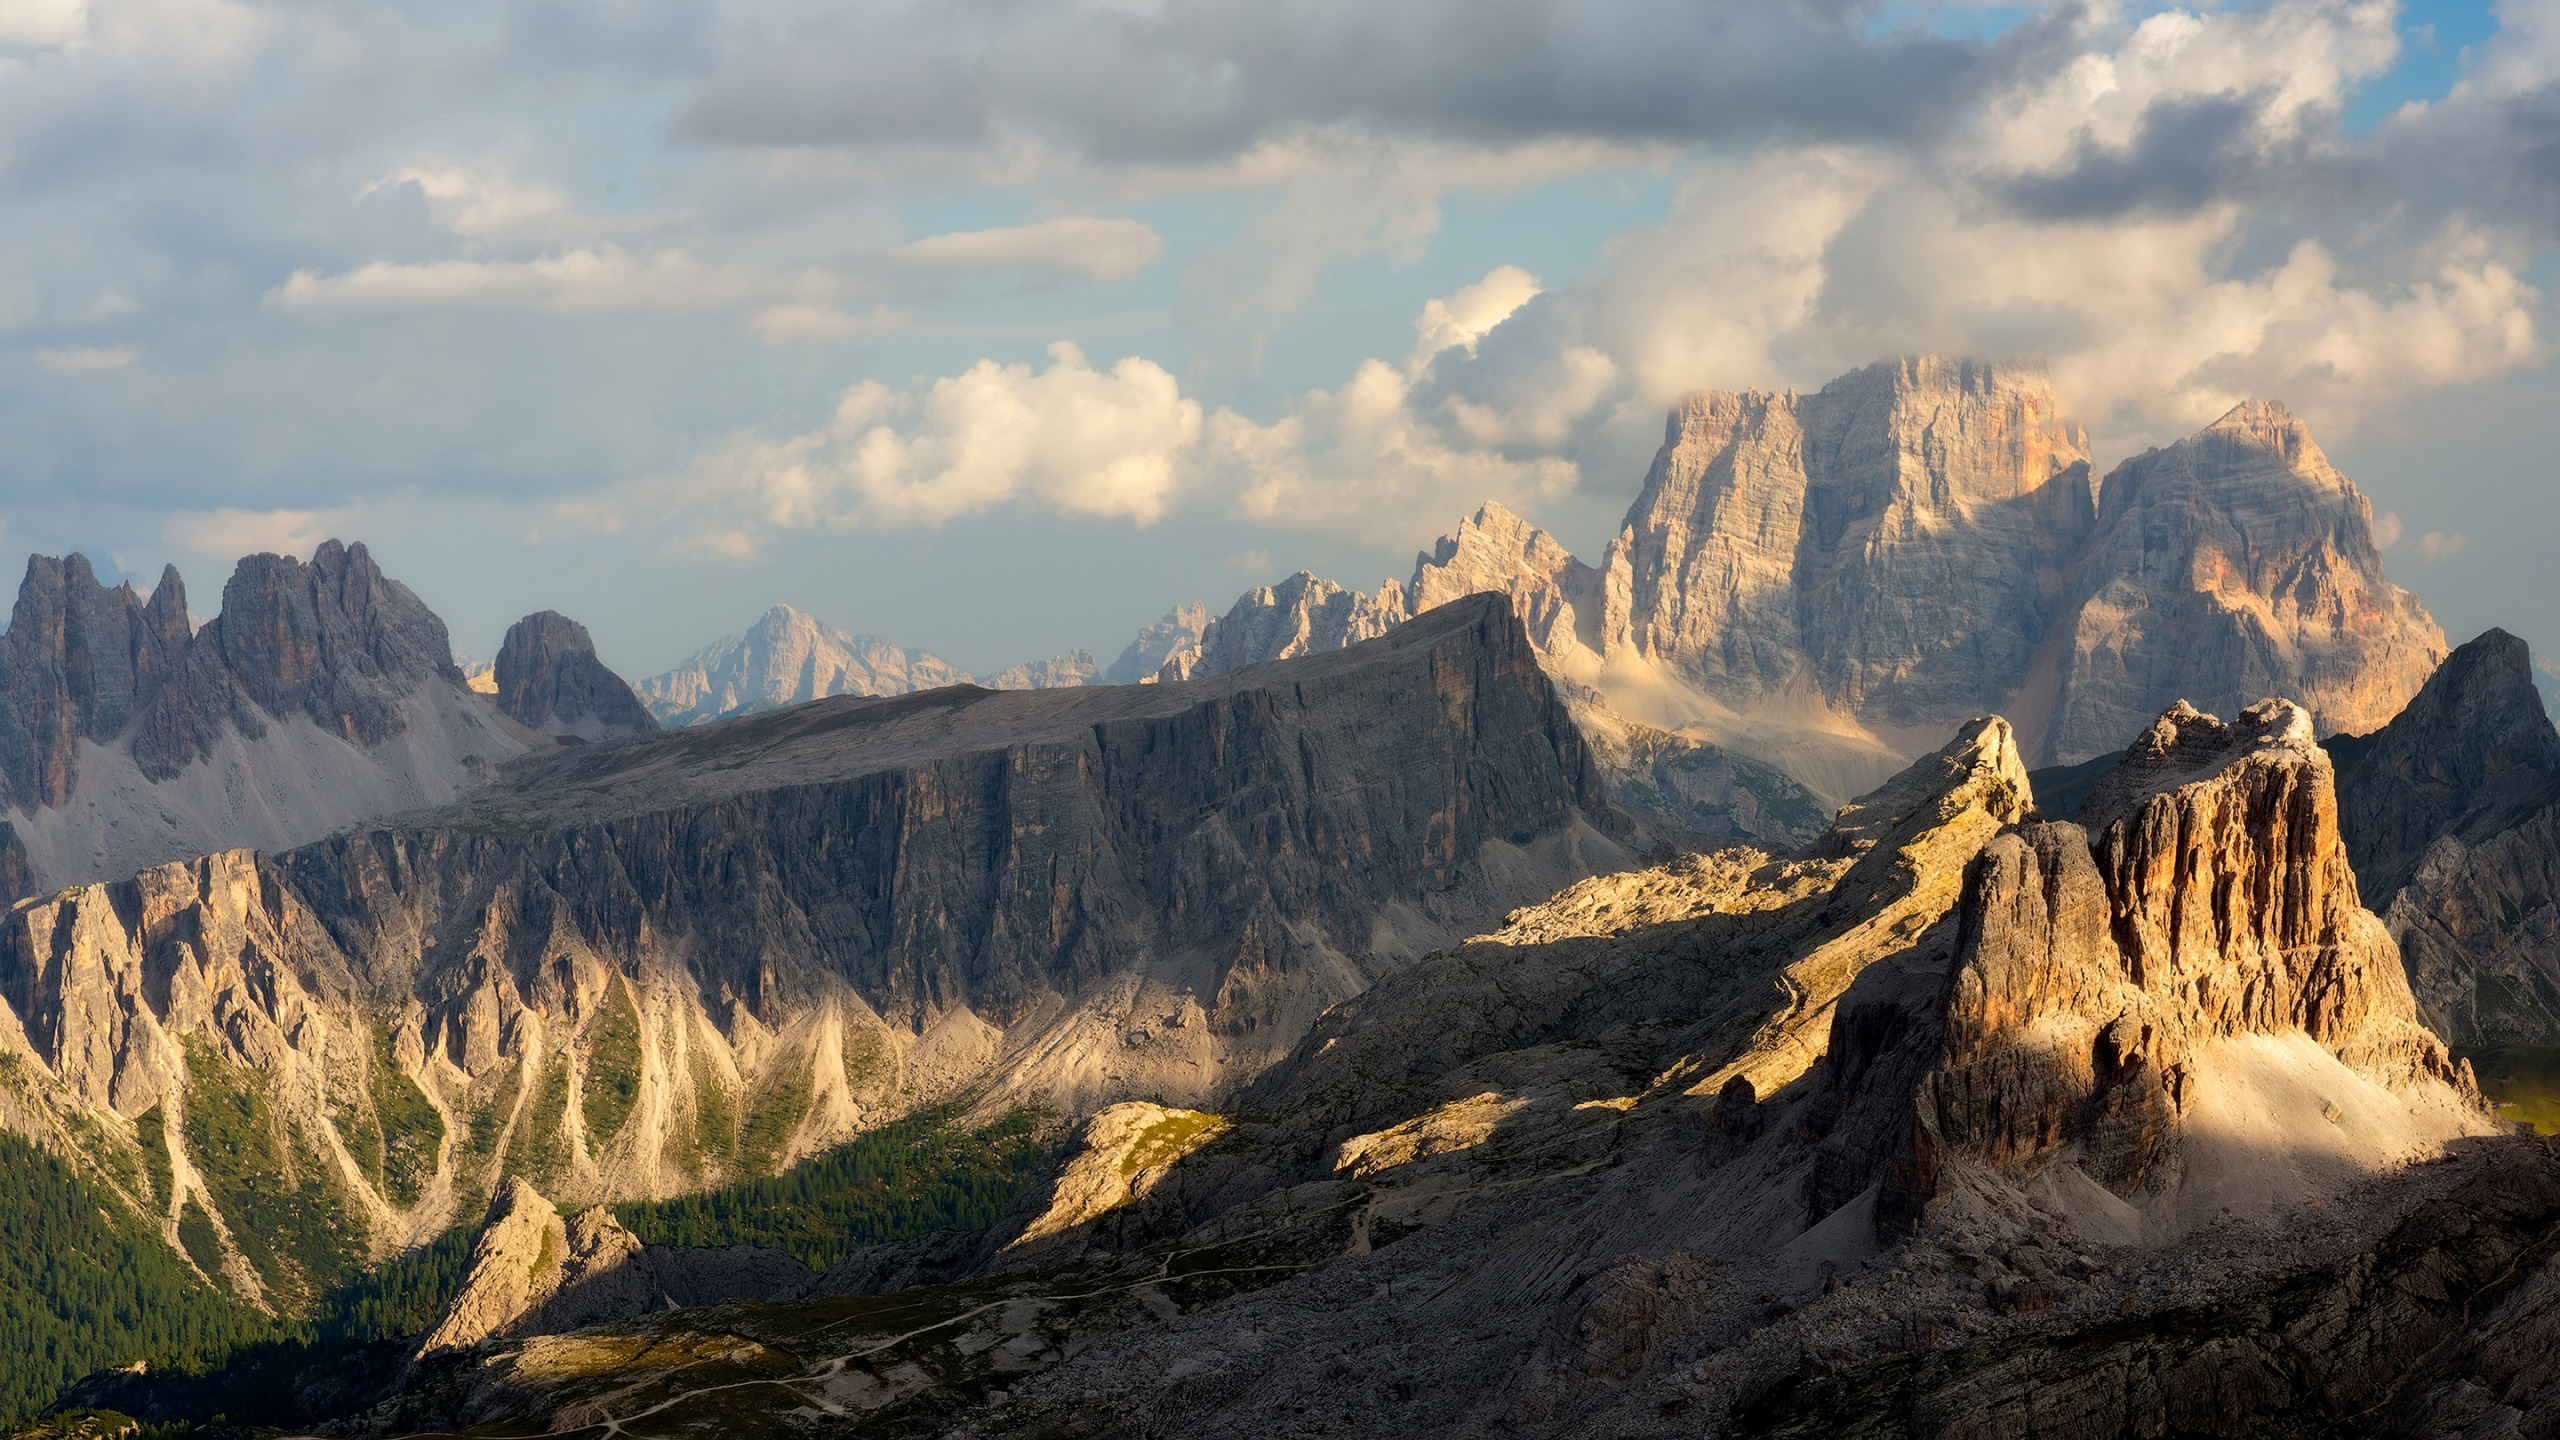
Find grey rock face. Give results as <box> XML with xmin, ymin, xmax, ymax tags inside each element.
<box><xmin>0</xmin><ymin>553</ymin><xmax>192</xmax><ymax>808</ymax></box>
<box><xmin>0</xmin><ymin>541</ymin><xmax>512</xmax><ymax>900</ymax></box>
<box><xmin>2328</xmin><ymin>630</ymin><xmax>2560</xmax><ymax>1044</ymax></box>
<box><xmin>2329</xmin><ymin>628</ymin><xmax>2560</xmax><ymax>903</ymax></box>
<box><xmin>981</xmin><ymin>649</ymin><xmax>1098</xmax><ymax>689</ymax></box>
<box><xmin>492</xmin><ymin>610</ymin><xmax>659</xmax><ymax>740</ymax></box>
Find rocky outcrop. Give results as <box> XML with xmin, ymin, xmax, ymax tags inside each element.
<box><xmin>1103</xmin><ymin>604</ymin><xmax>1208</xmax><ymax>685</ymax></box>
<box><xmin>1877</xmin><ymin>699</ymin><xmax>2481</xmax><ymax>1237</ymax></box>
<box><xmin>2329</xmin><ymin>629</ymin><xmax>2560</xmax><ymax>904</ymax></box>
<box><xmin>2328</xmin><ymin>630</ymin><xmax>2560</xmax><ymax>1044</ymax></box>
<box><xmin>491</xmin><ymin>611</ymin><xmax>659</xmax><ymax>741</ymax></box>
<box><xmin>1156</xmin><ymin>572</ymin><xmax>1408</xmax><ymax>682</ymax></box>
<box><xmin>415</xmin><ymin>1181</ymin><xmax>802</xmax><ymax>1357</ymax></box>
<box><xmin>632</xmin><ymin>604</ymin><xmax>973</xmax><ymax>725</ymax></box>
<box><xmin>0</xmin><ymin>542</ymin><xmax>531</xmax><ymax>898</ymax></box>
<box><xmin>2034</xmin><ymin>400</ymin><xmax>2446</xmax><ymax>764</ymax></box>
<box><xmin>997</xmin><ymin>1102</ymin><xmax>1228</xmax><ymax>1267</ymax></box>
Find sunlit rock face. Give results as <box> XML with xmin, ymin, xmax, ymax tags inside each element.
<box><xmin>1872</xmin><ymin>698</ymin><xmax>2481</xmax><ymax>1238</ymax></box>
<box><xmin>1604</xmin><ymin>357</ymin><xmax>2101</xmax><ymax>739</ymax></box>
<box><xmin>1155</xmin><ymin>571</ymin><xmax>1409</xmax><ymax>683</ymax></box>
<box><xmin>2034</xmin><ymin>399</ymin><xmax>2446</xmax><ymax>765</ymax></box>
<box><xmin>633</xmin><ymin>604</ymin><xmax>975</xmax><ymax>725</ymax></box>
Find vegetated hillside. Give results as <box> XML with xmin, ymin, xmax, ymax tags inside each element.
<box><xmin>0</xmin><ymin>1132</ymin><xmax>275</xmax><ymax>1424</ymax></box>
<box><xmin>0</xmin><ymin>596</ymin><xmax>1641</xmax><ymax>1417</ymax></box>
<box><xmin>613</xmin><ymin>1107</ymin><xmax>1050</xmax><ymax>1269</ymax></box>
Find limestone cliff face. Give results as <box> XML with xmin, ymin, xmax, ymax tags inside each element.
<box><xmin>2038</xmin><ymin>400</ymin><xmax>2446</xmax><ymax>764</ymax></box>
<box><xmin>0</xmin><ymin>542</ymin><xmax>533</xmax><ymax>899</ymax></box>
<box><xmin>2329</xmin><ymin>629</ymin><xmax>2560</xmax><ymax>1044</ymax></box>
<box><xmin>1880</xmin><ymin>699</ymin><xmax>2479</xmax><ymax>1235</ymax></box>
<box><xmin>1606</xmin><ymin>357</ymin><xmax>2099</xmax><ymax>735</ymax></box>
<box><xmin>1156</xmin><ymin>572</ymin><xmax>1408</xmax><ymax>683</ymax></box>
<box><xmin>0</xmin><ymin>596</ymin><xmax>1640</xmax><ymax>1309</ymax></box>
<box><xmin>981</xmin><ymin>649</ymin><xmax>1098</xmax><ymax>690</ymax></box>
<box><xmin>633</xmin><ymin>605</ymin><xmax>973</xmax><ymax>725</ymax></box>
<box><xmin>492</xmin><ymin>611</ymin><xmax>659</xmax><ymax>741</ymax></box>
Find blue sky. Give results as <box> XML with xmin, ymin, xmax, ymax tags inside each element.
<box><xmin>0</xmin><ymin>0</ymin><xmax>2552</xmax><ymax>683</ymax></box>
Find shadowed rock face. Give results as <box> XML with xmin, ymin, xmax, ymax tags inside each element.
<box><xmin>0</xmin><ymin>553</ymin><xmax>193</xmax><ymax>808</ymax></box>
<box><xmin>492</xmin><ymin>611</ymin><xmax>659</xmax><ymax>740</ymax></box>
<box><xmin>2329</xmin><ymin>629</ymin><xmax>2560</xmax><ymax>1045</ymax></box>
<box><xmin>0</xmin><ymin>541</ymin><xmax>525</xmax><ymax>899</ymax></box>
<box><xmin>2329</xmin><ymin>628</ymin><xmax>2560</xmax><ymax>905</ymax></box>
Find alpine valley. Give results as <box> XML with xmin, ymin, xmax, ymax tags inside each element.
<box><xmin>4</xmin><ymin>357</ymin><xmax>2555</xmax><ymax>1440</ymax></box>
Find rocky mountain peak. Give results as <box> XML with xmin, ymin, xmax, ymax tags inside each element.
<box><xmin>634</xmin><ymin>604</ymin><xmax>974</xmax><ymax>725</ymax></box>
<box><xmin>0</xmin><ymin>552</ymin><xmax>193</xmax><ymax>809</ymax></box>
<box><xmin>2328</xmin><ymin>627</ymin><xmax>2560</xmax><ymax>905</ymax></box>
<box><xmin>492</xmin><ymin>610</ymin><xmax>659</xmax><ymax>740</ymax></box>
<box><xmin>1408</xmin><ymin>502</ymin><xmax>1601</xmax><ymax>662</ymax></box>
<box><xmin>1881</xmin><ymin>696</ymin><xmax>2480</xmax><ymax>1236</ymax></box>
<box><xmin>1156</xmin><ymin>570</ymin><xmax>1408</xmax><ymax>682</ymax></box>
<box><xmin>191</xmin><ymin>539</ymin><xmax>461</xmax><ymax>749</ymax></box>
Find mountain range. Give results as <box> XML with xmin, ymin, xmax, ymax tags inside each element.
<box><xmin>0</xmin><ymin>352</ymin><xmax>2549</xmax><ymax>1438</ymax></box>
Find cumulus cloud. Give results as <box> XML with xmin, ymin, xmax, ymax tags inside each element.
<box><xmin>647</xmin><ymin>341</ymin><xmax>1202</xmax><ymax>544</ymax></box>
<box><xmin>894</xmin><ymin>216</ymin><xmax>1166</xmax><ymax>283</ymax></box>
<box><xmin>0</xmin><ymin>0</ymin><xmax>87</xmax><ymax>49</ymax></box>
<box><xmin>1410</xmin><ymin>264</ymin><xmax>1540</xmax><ymax>370</ymax></box>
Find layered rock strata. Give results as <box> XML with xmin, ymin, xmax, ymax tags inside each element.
<box><xmin>491</xmin><ymin>611</ymin><xmax>659</xmax><ymax>741</ymax></box>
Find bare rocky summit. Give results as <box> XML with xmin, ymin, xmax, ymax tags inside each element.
<box><xmin>490</xmin><ymin>610</ymin><xmax>659</xmax><ymax>741</ymax></box>
<box><xmin>0</xmin><ymin>542</ymin><xmax>535</xmax><ymax>899</ymax></box>
<box><xmin>633</xmin><ymin>604</ymin><xmax>975</xmax><ymax>725</ymax></box>
<box><xmin>1155</xmin><ymin>571</ymin><xmax>1408</xmax><ymax>683</ymax></box>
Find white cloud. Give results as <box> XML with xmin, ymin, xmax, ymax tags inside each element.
<box><xmin>894</xmin><ymin>216</ymin><xmax>1166</xmax><ymax>283</ymax></box>
<box><xmin>2413</xmin><ymin>530</ymin><xmax>2472</xmax><ymax>565</ymax></box>
<box><xmin>652</xmin><ymin>341</ymin><xmax>1202</xmax><ymax>541</ymax></box>
<box><xmin>363</xmin><ymin>164</ymin><xmax>577</xmax><ymax>244</ymax></box>
<box><xmin>265</xmin><ymin>247</ymin><xmax>763</xmax><ymax>315</ymax></box>
<box><xmin>0</xmin><ymin>0</ymin><xmax>87</xmax><ymax>48</ymax></box>
<box><xmin>1206</xmin><ymin>357</ymin><xmax>1579</xmax><ymax>536</ymax></box>
<box><xmin>35</xmin><ymin>344</ymin><xmax>134</xmax><ymax>371</ymax></box>
<box><xmin>1410</xmin><ymin>264</ymin><xmax>1540</xmax><ymax>371</ymax></box>
<box><xmin>162</xmin><ymin>505</ymin><xmax>356</xmax><ymax>562</ymax></box>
